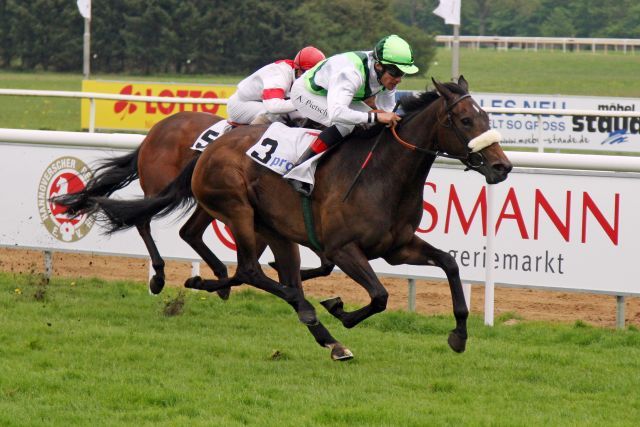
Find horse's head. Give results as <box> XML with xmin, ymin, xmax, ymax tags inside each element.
<box><xmin>431</xmin><ymin>76</ymin><xmax>512</xmax><ymax>184</ymax></box>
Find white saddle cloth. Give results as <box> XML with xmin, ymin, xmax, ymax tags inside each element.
<box><xmin>190</xmin><ymin>120</ymin><xmax>232</xmax><ymax>151</ymax></box>
<box><xmin>246</xmin><ymin>122</ymin><xmax>323</xmax><ymax>189</ymax></box>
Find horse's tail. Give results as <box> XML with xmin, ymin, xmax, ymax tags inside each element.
<box><xmin>90</xmin><ymin>156</ymin><xmax>198</xmax><ymax>234</ymax></box>
<box><xmin>52</xmin><ymin>147</ymin><xmax>141</xmax><ymax>216</ymax></box>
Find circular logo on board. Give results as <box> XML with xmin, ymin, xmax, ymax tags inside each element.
<box><xmin>37</xmin><ymin>156</ymin><xmax>95</xmax><ymax>242</ymax></box>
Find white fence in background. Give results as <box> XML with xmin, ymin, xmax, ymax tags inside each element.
<box><xmin>2</xmin><ymin>88</ymin><xmax>640</xmax><ymax>328</ymax></box>
<box><xmin>436</xmin><ymin>35</ymin><xmax>640</xmax><ymax>54</ymax></box>
<box><xmin>3</xmin><ymin>88</ymin><xmax>640</xmax><ymax>154</ymax></box>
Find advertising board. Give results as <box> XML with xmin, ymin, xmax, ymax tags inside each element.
<box><xmin>2</xmin><ymin>142</ymin><xmax>639</xmax><ymax>295</ymax></box>
<box><xmin>398</xmin><ymin>91</ymin><xmax>640</xmax><ymax>153</ymax></box>
<box><xmin>80</xmin><ymin>80</ymin><xmax>236</xmax><ymax>131</ymax></box>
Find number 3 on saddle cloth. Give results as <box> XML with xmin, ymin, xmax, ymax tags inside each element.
<box><xmin>246</xmin><ymin>122</ymin><xmax>322</xmax><ymax>191</ymax></box>
<box><xmin>190</xmin><ymin>120</ymin><xmax>233</xmax><ymax>151</ymax></box>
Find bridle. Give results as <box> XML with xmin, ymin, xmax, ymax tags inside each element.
<box><xmin>390</xmin><ymin>93</ymin><xmax>488</xmax><ymax>170</ymax></box>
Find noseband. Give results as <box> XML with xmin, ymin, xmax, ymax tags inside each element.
<box><xmin>390</xmin><ymin>93</ymin><xmax>494</xmax><ymax>170</ymax></box>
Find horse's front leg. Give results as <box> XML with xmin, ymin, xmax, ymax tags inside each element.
<box><xmin>385</xmin><ymin>236</ymin><xmax>468</xmax><ymax>353</ymax></box>
<box><xmin>321</xmin><ymin>242</ymin><xmax>389</xmax><ymax>329</ymax></box>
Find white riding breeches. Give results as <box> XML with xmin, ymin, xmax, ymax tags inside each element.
<box><xmin>227</xmin><ymin>93</ymin><xmax>302</xmax><ymax>125</ymax></box>
<box><xmin>227</xmin><ymin>93</ymin><xmax>266</xmax><ymax>124</ymax></box>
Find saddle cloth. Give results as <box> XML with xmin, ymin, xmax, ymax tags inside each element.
<box><xmin>246</xmin><ymin>122</ymin><xmax>323</xmax><ymax>188</ymax></box>
<box><xmin>190</xmin><ymin>120</ymin><xmax>232</xmax><ymax>151</ymax></box>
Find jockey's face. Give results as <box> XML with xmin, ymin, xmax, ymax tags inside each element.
<box><xmin>375</xmin><ymin>63</ymin><xmax>403</xmax><ymax>90</ymax></box>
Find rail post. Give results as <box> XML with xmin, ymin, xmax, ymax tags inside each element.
<box><xmin>43</xmin><ymin>250</ymin><xmax>53</xmax><ymax>281</ymax></box>
<box><xmin>89</xmin><ymin>98</ymin><xmax>96</xmax><ymax>132</ymax></box>
<box><xmin>191</xmin><ymin>261</ymin><xmax>200</xmax><ymax>277</ymax></box>
<box><xmin>484</xmin><ymin>184</ymin><xmax>496</xmax><ymax>326</ymax></box>
<box><xmin>463</xmin><ymin>283</ymin><xmax>472</xmax><ymax>311</ymax></box>
<box><xmin>616</xmin><ymin>295</ymin><xmax>625</xmax><ymax>329</ymax></box>
<box><xmin>408</xmin><ymin>278</ymin><xmax>416</xmax><ymax>312</ymax></box>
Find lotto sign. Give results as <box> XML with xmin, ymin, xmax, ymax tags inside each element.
<box><xmin>80</xmin><ymin>80</ymin><xmax>237</xmax><ymax>131</ymax></box>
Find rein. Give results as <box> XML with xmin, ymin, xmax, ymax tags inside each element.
<box><xmin>389</xmin><ymin>123</ymin><xmax>472</xmax><ymax>162</ymax></box>
<box><xmin>342</xmin><ymin>92</ymin><xmax>488</xmax><ymax>201</ymax></box>
<box><xmin>390</xmin><ymin>93</ymin><xmax>486</xmax><ymax>168</ymax></box>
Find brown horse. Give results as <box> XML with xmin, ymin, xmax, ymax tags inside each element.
<box><xmin>54</xmin><ymin>111</ymin><xmax>333</xmax><ymax>297</ymax></box>
<box><xmin>89</xmin><ymin>76</ymin><xmax>512</xmax><ymax>360</ymax></box>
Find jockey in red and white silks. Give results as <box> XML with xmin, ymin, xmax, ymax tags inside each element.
<box><xmin>227</xmin><ymin>47</ymin><xmax>325</xmax><ymax>125</ymax></box>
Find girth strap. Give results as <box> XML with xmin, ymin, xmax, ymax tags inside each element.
<box><xmin>301</xmin><ymin>195</ymin><xmax>323</xmax><ymax>251</ymax></box>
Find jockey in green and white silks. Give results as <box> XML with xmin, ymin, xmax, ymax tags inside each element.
<box><xmin>286</xmin><ymin>35</ymin><xmax>419</xmax><ymax>195</ymax></box>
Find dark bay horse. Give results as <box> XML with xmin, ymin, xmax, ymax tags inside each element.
<box><xmin>88</xmin><ymin>76</ymin><xmax>512</xmax><ymax>360</ymax></box>
<box><xmin>54</xmin><ymin>111</ymin><xmax>333</xmax><ymax>297</ymax></box>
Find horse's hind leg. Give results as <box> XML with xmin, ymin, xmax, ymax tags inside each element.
<box><xmin>188</xmin><ymin>207</ymin><xmax>318</xmax><ymax>326</ymax></box>
<box><xmin>300</xmin><ymin>253</ymin><xmax>335</xmax><ymax>281</ymax></box>
<box><xmin>266</xmin><ymin>233</ymin><xmax>352</xmax><ymax>361</ymax></box>
<box><xmin>268</xmin><ymin>251</ymin><xmax>335</xmax><ymax>282</ymax></box>
<box><xmin>320</xmin><ymin>242</ymin><xmax>389</xmax><ymax>329</ymax></box>
<box><xmin>136</xmin><ymin>220</ymin><xmax>166</xmax><ymax>295</ymax></box>
<box><xmin>179</xmin><ymin>206</ymin><xmax>231</xmax><ymax>300</ymax></box>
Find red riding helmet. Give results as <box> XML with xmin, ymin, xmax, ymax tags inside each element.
<box><xmin>294</xmin><ymin>46</ymin><xmax>326</xmax><ymax>71</ymax></box>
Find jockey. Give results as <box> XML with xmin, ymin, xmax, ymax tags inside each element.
<box><xmin>285</xmin><ymin>35</ymin><xmax>419</xmax><ymax>194</ymax></box>
<box><xmin>227</xmin><ymin>46</ymin><xmax>326</xmax><ymax>126</ymax></box>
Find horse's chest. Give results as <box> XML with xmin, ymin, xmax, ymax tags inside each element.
<box><xmin>356</xmin><ymin>221</ymin><xmax>416</xmax><ymax>258</ymax></box>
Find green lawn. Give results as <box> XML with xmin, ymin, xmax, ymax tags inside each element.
<box><xmin>1</xmin><ymin>48</ymin><xmax>640</xmax><ymax>131</ymax></box>
<box><xmin>426</xmin><ymin>48</ymin><xmax>640</xmax><ymax>96</ymax></box>
<box><xmin>1</xmin><ymin>272</ymin><xmax>640</xmax><ymax>426</ymax></box>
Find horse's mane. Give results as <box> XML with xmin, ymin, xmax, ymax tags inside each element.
<box><xmin>399</xmin><ymin>81</ymin><xmax>467</xmax><ymax>116</ymax></box>
<box><xmin>348</xmin><ymin>81</ymin><xmax>466</xmax><ymax>141</ymax></box>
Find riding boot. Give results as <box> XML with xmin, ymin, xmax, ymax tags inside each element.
<box><xmin>287</xmin><ymin>125</ymin><xmax>344</xmax><ymax>195</ymax></box>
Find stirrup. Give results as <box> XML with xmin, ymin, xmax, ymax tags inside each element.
<box><xmin>287</xmin><ymin>179</ymin><xmax>312</xmax><ymax>196</ymax></box>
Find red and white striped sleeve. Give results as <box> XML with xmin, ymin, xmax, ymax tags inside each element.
<box><xmin>260</xmin><ymin>61</ymin><xmax>296</xmax><ymax>114</ymax></box>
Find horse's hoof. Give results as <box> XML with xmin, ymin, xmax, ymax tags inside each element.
<box><xmin>447</xmin><ymin>330</ymin><xmax>467</xmax><ymax>353</ymax></box>
<box><xmin>329</xmin><ymin>343</ymin><xmax>354</xmax><ymax>361</ymax></box>
<box><xmin>267</xmin><ymin>261</ymin><xmax>278</xmax><ymax>271</ymax></box>
<box><xmin>184</xmin><ymin>276</ymin><xmax>203</xmax><ymax>289</ymax></box>
<box><xmin>148</xmin><ymin>275</ymin><xmax>165</xmax><ymax>295</ymax></box>
<box><xmin>216</xmin><ymin>287</ymin><xmax>231</xmax><ymax>301</ymax></box>
<box><xmin>320</xmin><ymin>297</ymin><xmax>343</xmax><ymax>315</ymax></box>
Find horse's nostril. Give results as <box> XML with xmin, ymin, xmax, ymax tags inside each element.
<box><xmin>492</xmin><ymin>162</ymin><xmax>513</xmax><ymax>175</ymax></box>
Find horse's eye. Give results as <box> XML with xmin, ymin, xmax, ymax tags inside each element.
<box><xmin>461</xmin><ymin>118</ymin><xmax>472</xmax><ymax>127</ymax></box>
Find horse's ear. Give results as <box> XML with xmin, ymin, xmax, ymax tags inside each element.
<box><xmin>431</xmin><ymin>77</ymin><xmax>454</xmax><ymax>102</ymax></box>
<box><xmin>457</xmin><ymin>75</ymin><xmax>469</xmax><ymax>92</ymax></box>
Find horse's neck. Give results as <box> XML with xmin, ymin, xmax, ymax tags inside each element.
<box><xmin>376</xmin><ymin>107</ymin><xmax>439</xmax><ymax>192</ymax></box>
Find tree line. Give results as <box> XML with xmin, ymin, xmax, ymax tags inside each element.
<box><xmin>1</xmin><ymin>0</ymin><xmax>638</xmax><ymax>76</ymax></box>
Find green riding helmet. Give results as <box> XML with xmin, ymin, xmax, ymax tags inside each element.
<box><xmin>374</xmin><ymin>34</ymin><xmax>419</xmax><ymax>74</ymax></box>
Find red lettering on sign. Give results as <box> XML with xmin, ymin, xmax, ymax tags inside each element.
<box><xmin>445</xmin><ymin>185</ymin><xmax>487</xmax><ymax>235</ymax></box>
<box><xmin>158</xmin><ymin>89</ymin><xmax>175</xmax><ymax>115</ymax></box>
<box><xmin>582</xmin><ymin>192</ymin><xmax>619</xmax><ymax>245</ymax></box>
<box><xmin>418</xmin><ymin>182</ymin><xmax>621</xmax><ymax>247</ymax></box>
<box><xmin>212</xmin><ymin>220</ymin><xmax>236</xmax><ymax>251</ymax></box>
<box><xmin>418</xmin><ymin>183</ymin><xmax>438</xmax><ymax>233</ymax></box>
<box><xmin>145</xmin><ymin>89</ymin><xmax>157</xmax><ymax>113</ymax></box>
<box><xmin>534</xmin><ymin>189</ymin><xmax>571</xmax><ymax>241</ymax></box>
<box><xmin>496</xmin><ymin>188</ymin><xmax>529</xmax><ymax>239</ymax></box>
<box><xmin>200</xmin><ymin>91</ymin><xmax>219</xmax><ymax>114</ymax></box>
